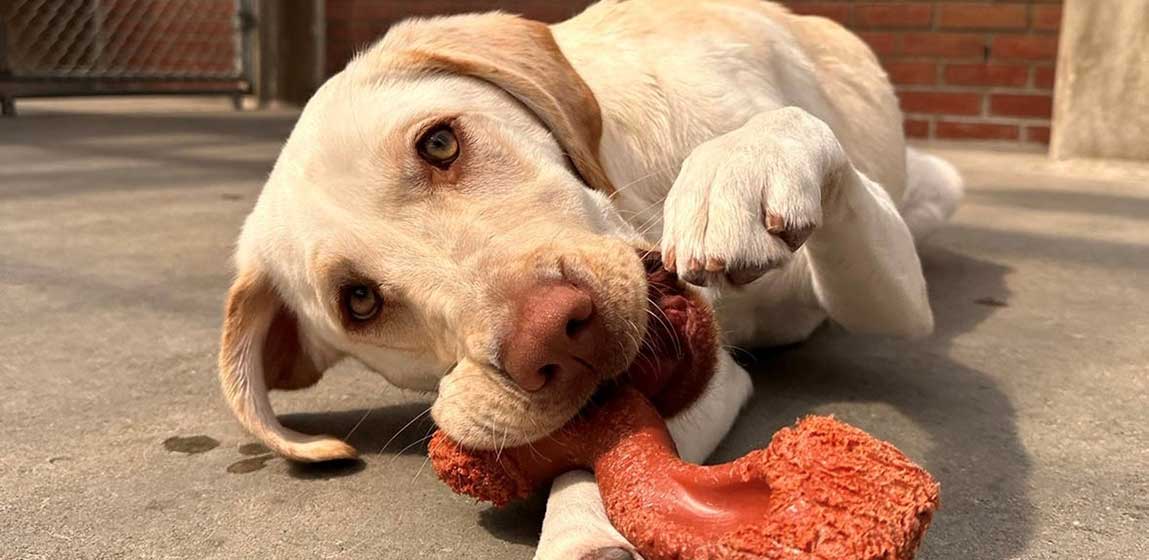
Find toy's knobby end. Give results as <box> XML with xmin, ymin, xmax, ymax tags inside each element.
<box><xmin>428</xmin><ymin>430</ymin><xmax>534</xmax><ymax>507</ymax></box>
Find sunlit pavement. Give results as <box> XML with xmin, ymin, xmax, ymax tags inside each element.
<box><xmin>3</xmin><ymin>98</ymin><xmax>1146</xmax><ymax>559</ymax></box>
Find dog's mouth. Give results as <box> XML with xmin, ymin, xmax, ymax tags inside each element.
<box><xmin>432</xmin><ymin>246</ymin><xmax>719</xmax><ymax>449</ymax></box>
<box><xmin>598</xmin><ymin>249</ymin><xmax>719</xmax><ymax>418</ymax></box>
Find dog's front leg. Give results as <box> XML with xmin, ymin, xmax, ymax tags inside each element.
<box><xmin>661</xmin><ymin>107</ymin><xmax>932</xmax><ymax>337</ymax></box>
<box><xmin>534</xmin><ymin>471</ymin><xmax>632</xmax><ymax>560</ymax></box>
<box><xmin>534</xmin><ymin>353</ymin><xmax>753</xmax><ymax>560</ymax></box>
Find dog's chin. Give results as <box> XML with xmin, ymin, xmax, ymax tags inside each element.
<box><xmin>432</xmin><ymin>245</ymin><xmax>719</xmax><ymax>450</ymax></box>
<box><xmin>431</xmin><ymin>359</ymin><xmax>603</xmax><ymax>450</ymax></box>
<box><xmin>432</xmin><ymin>240</ymin><xmax>651</xmax><ymax>450</ymax></box>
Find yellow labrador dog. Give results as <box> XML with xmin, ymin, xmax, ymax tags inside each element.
<box><xmin>218</xmin><ymin>1</ymin><xmax>962</xmax><ymax>558</ymax></box>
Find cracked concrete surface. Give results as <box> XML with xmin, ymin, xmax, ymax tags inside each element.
<box><xmin>2</xmin><ymin>98</ymin><xmax>1146</xmax><ymax>559</ymax></box>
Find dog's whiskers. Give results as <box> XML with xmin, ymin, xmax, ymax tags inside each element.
<box><xmin>531</xmin><ymin>415</ymin><xmax>576</xmax><ymax>455</ymax></box>
<box><xmin>607</xmin><ymin>164</ymin><xmax>676</xmax><ymax>202</ymax></box>
<box><xmin>625</xmin><ymin>192</ymin><xmax>669</xmax><ymax>222</ymax></box>
<box><xmin>619</xmin><ymin>316</ymin><xmax>660</xmax><ymax>375</ymax></box>
<box><xmin>495</xmin><ymin>427</ymin><xmax>510</xmax><ymax>463</ymax></box>
<box><xmin>723</xmin><ymin>342</ymin><xmax>757</xmax><ymax>364</ymax></box>
<box><xmin>378</xmin><ymin>405</ymin><xmax>433</xmax><ymax>456</ymax></box>
<box><xmin>343</xmin><ymin>408</ymin><xmax>373</xmax><ymax>442</ymax></box>
<box><xmin>410</xmin><ymin>424</ymin><xmax>439</xmax><ymax>481</ymax></box>
<box><xmin>632</xmin><ymin>199</ymin><xmax>671</xmax><ymax>240</ymax></box>
<box><xmin>523</xmin><ymin>435</ymin><xmax>551</xmax><ymax>463</ymax></box>
<box><xmin>647</xmin><ymin>295</ymin><xmax>683</xmax><ymax>358</ymax></box>
<box><xmin>389</xmin><ymin>431</ymin><xmax>435</xmax><ymax>462</ymax></box>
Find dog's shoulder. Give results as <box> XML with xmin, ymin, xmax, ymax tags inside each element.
<box><xmin>555</xmin><ymin>0</ymin><xmax>793</xmax><ymax>50</ymax></box>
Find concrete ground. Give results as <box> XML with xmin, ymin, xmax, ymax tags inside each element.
<box><xmin>2</xmin><ymin>97</ymin><xmax>1146</xmax><ymax>560</ymax></box>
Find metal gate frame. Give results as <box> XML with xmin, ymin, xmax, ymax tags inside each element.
<box><xmin>0</xmin><ymin>0</ymin><xmax>256</xmax><ymax>116</ymax></box>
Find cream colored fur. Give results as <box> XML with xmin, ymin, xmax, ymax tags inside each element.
<box><xmin>218</xmin><ymin>1</ymin><xmax>962</xmax><ymax>558</ymax></box>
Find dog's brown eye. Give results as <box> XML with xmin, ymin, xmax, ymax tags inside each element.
<box><xmin>342</xmin><ymin>284</ymin><xmax>382</xmax><ymax>322</ymax></box>
<box><xmin>417</xmin><ymin>125</ymin><xmax>459</xmax><ymax>169</ymax></box>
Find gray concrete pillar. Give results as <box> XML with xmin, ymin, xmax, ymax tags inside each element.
<box><xmin>1051</xmin><ymin>0</ymin><xmax>1149</xmax><ymax>161</ymax></box>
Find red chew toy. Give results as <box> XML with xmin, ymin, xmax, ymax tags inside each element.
<box><xmin>430</xmin><ymin>254</ymin><xmax>940</xmax><ymax>559</ymax></box>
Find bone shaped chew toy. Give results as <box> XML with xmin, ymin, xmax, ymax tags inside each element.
<box><xmin>430</xmin><ymin>253</ymin><xmax>940</xmax><ymax>560</ymax></box>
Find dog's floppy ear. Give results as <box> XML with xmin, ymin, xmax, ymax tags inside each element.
<box><xmin>380</xmin><ymin>13</ymin><xmax>615</xmax><ymax>194</ymax></box>
<box><xmin>218</xmin><ymin>266</ymin><xmax>356</xmax><ymax>462</ymax></box>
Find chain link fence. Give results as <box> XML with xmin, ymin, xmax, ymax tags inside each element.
<box><xmin>1</xmin><ymin>0</ymin><xmax>254</xmax><ymax>115</ymax></box>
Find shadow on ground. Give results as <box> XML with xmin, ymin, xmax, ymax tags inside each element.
<box><xmin>709</xmin><ymin>248</ymin><xmax>1034</xmax><ymax>559</ymax></box>
<box><xmin>278</xmin><ymin>394</ymin><xmax>552</xmax><ymax>543</ymax></box>
<box><xmin>281</xmin><ymin>401</ymin><xmax>436</xmax><ymax>457</ymax></box>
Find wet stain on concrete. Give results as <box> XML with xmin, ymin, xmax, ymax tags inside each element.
<box><xmin>238</xmin><ymin>443</ymin><xmax>270</xmax><ymax>456</ymax></box>
<box><xmin>227</xmin><ymin>455</ymin><xmax>274</xmax><ymax>474</ymax></box>
<box><xmin>163</xmin><ymin>435</ymin><xmax>220</xmax><ymax>454</ymax></box>
<box><xmin>144</xmin><ymin>498</ymin><xmax>177</xmax><ymax>512</ymax></box>
<box><xmin>974</xmin><ymin>296</ymin><xmax>1009</xmax><ymax>308</ymax></box>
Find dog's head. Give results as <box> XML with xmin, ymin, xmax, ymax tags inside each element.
<box><xmin>218</xmin><ymin>13</ymin><xmax>656</xmax><ymax>461</ymax></box>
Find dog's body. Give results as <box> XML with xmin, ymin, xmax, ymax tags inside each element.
<box><xmin>218</xmin><ymin>1</ymin><xmax>962</xmax><ymax>558</ymax></box>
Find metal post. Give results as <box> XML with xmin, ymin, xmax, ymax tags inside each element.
<box><xmin>235</xmin><ymin>0</ymin><xmax>256</xmax><ymax>111</ymax></box>
<box><xmin>311</xmin><ymin>0</ymin><xmax>325</xmax><ymax>91</ymax></box>
<box><xmin>0</xmin><ymin>12</ymin><xmax>13</xmax><ymax>116</ymax></box>
<box><xmin>255</xmin><ymin>0</ymin><xmax>324</xmax><ymax>107</ymax></box>
<box><xmin>255</xmin><ymin>0</ymin><xmax>280</xmax><ymax>108</ymax></box>
<box><xmin>0</xmin><ymin>13</ymin><xmax>9</xmax><ymax>77</ymax></box>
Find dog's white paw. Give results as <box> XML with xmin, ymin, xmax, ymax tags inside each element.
<box><xmin>536</xmin><ymin>545</ymin><xmax>639</xmax><ymax>560</ymax></box>
<box><xmin>535</xmin><ymin>472</ymin><xmax>642</xmax><ymax>560</ymax></box>
<box><xmin>578</xmin><ymin>546</ymin><xmax>639</xmax><ymax>560</ymax></box>
<box><xmin>535</xmin><ymin>532</ymin><xmax>642</xmax><ymax>560</ymax></box>
<box><xmin>661</xmin><ymin>107</ymin><xmax>847</xmax><ymax>286</ymax></box>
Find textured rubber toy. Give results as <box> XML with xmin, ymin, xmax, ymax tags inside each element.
<box><xmin>430</xmin><ymin>386</ymin><xmax>939</xmax><ymax>560</ymax></box>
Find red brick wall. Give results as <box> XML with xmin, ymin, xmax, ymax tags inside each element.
<box><xmin>783</xmin><ymin>0</ymin><xmax>1062</xmax><ymax>144</ymax></box>
<box><xmin>325</xmin><ymin>0</ymin><xmax>595</xmax><ymax>77</ymax></box>
<box><xmin>326</xmin><ymin>0</ymin><xmax>1061</xmax><ymax>144</ymax></box>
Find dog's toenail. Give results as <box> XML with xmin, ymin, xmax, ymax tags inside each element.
<box><xmin>687</xmin><ymin>257</ymin><xmax>702</xmax><ymax>272</ymax></box>
<box><xmin>663</xmin><ymin>247</ymin><xmax>676</xmax><ymax>272</ymax></box>
<box><xmin>579</xmin><ymin>546</ymin><xmax>636</xmax><ymax>560</ymax></box>
<box><xmin>726</xmin><ymin>265</ymin><xmax>770</xmax><ymax>286</ymax></box>
<box><xmin>681</xmin><ymin>269</ymin><xmax>709</xmax><ymax>286</ymax></box>
<box><xmin>704</xmin><ymin>257</ymin><xmax>725</xmax><ymax>272</ymax></box>
<box><xmin>765</xmin><ymin>212</ymin><xmax>786</xmax><ymax>233</ymax></box>
<box><xmin>778</xmin><ymin>224</ymin><xmax>815</xmax><ymax>252</ymax></box>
